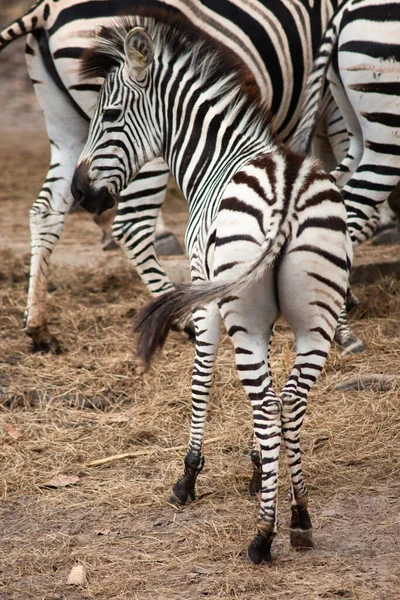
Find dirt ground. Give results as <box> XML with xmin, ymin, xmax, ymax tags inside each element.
<box><xmin>1</xmin><ymin>4</ymin><xmax>400</xmax><ymax>600</ymax></box>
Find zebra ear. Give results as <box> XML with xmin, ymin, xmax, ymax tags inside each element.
<box><xmin>124</xmin><ymin>27</ymin><xmax>154</xmax><ymax>81</ymax></box>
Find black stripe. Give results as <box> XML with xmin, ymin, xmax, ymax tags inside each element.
<box><xmin>214</xmin><ymin>261</ymin><xmax>239</xmax><ymax>277</ymax></box>
<box><xmin>297</xmin><ymin>216</ymin><xmax>346</xmax><ymax>237</ymax></box>
<box><xmin>362</xmin><ymin>112</ymin><xmax>400</xmax><ymax>128</ymax></box>
<box><xmin>235</xmin><ymin>347</ymin><xmax>252</xmax><ymax>355</ymax></box>
<box><xmin>349</xmin><ymin>82</ymin><xmax>400</xmax><ymax>96</ymax></box>
<box><xmin>228</xmin><ymin>325</ymin><xmax>247</xmax><ymax>337</ymax></box>
<box><xmin>356</xmin><ymin>164</ymin><xmax>400</xmax><ymax>177</ymax></box>
<box><xmin>215</xmin><ymin>234</ymin><xmax>259</xmax><ymax>247</ymax></box>
<box><xmin>53</xmin><ymin>47</ymin><xmax>84</xmax><ymax>60</ymax></box>
<box><xmin>220</xmin><ymin>197</ymin><xmax>265</xmax><ymax>235</ymax></box>
<box><xmin>307</xmin><ymin>271</ymin><xmax>345</xmax><ymax>298</ymax></box>
<box><xmin>236</xmin><ymin>361</ymin><xmax>265</xmax><ymax>371</ymax></box>
<box><xmin>365</xmin><ymin>140</ymin><xmax>400</xmax><ymax>156</ymax></box>
<box><xmin>310</xmin><ymin>326</ymin><xmax>331</xmax><ymax>342</ymax></box>
<box><xmin>69</xmin><ymin>83</ymin><xmax>102</xmax><ymax>93</ymax></box>
<box><xmin>346</xmin><ymin>179</ymin><xmax>393</xmax><ymax>193</ymax></box>
<box><xmin>25</xmin><ymin>43</ymin><xmax>35</xmax><ymax>56</ymax></box>
<box><xmin>290</xmin><ymin>244</ymin><xmax>348</xmax><ymax>271</ymax></box>
<box><xmin>17</xmin><ymin>19</ymin><xmax>26</xmax><ymax>33</ymax></box>
<box><xmin>32</xmin><ymin>29</ymin><xmax>90</xmax><ymax>123</ymax></box>
<box><xmin>309</xmin><ymin>300</ymin><xmax>338</xmax><ymax>320</ymax></box>
<box><xmin>340</xmin><ymin>40</ymin><xmax>400</xmax><ymax>63</ymax></box>
<box><xmin>232</xmin><ymin>172</ymin><xmax>267</xmax><ymax>202</ymax></box>
<box><xmin>43</xmin><ymin>4</ymin><xmax>50</xmax><ymax>21</ymax></box>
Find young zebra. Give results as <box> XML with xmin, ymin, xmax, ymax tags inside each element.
<box><xmin>72</xmin><ymin>14</ymin><xmax>352</xmax><ymax>564</ymax></box>
<box><xmin>292</xmin><ymin>0</ymin><xmax>400</xmax><ymax>249</ymax></box>
<box><xmin>0</xmin><ymin>0</ymin><xmax>345</xmax><ymax>354</ymax></box>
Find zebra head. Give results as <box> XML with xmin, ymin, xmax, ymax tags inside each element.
<box><xmin>72</xmin><ymin>24</ymin><xmax>160</xmax><ymax>214</ymax></box>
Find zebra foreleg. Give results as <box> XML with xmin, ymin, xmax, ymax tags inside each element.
<box><xmin>26</xmin><ymin>144</ymin><xmax>88</xmax><ymax>354</ymax></box>
<box><xmin>112</xmin><ymin>161</ymin><xmax>192</xmax><ymax>335</ymax></box>
<box><xmin>24</xmin><ymin>31</ymin><xmax>89</xmax><ymax>353</ymax></box>
<box><xmin>169</xmin><ymin>306</ymin><xmax>221</xmax><ymax>505</ymax></box>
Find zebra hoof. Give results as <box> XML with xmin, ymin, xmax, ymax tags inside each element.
<box><xmin>168</xmin><ymin>489</ymin><xmax>195</xmax><ymax>506</ymax></box>
<box><xmin>290</xmin><ymin>528</ymin><xmax>314</xmax><ymax>550</ymax></box>
<box><xmin>155</xmin><ymin>232</ymin><xmax>184</xmax><ymax>256</ymax></box>
<box><xmin>339</xmin><ymin>336</ymin><xmax>366</xmax><ymax>355</ymax></box>
<box><xmin>247</xmin><ymin>533</ymin><xmax>273</xmax><ymax>565</ymax></box>
<box><xmin>26</xmin><ymin>326</ymin><xmax>63</xmax><ymax>355</ymax></box>
<box><xmin>372</xmin><ymin>228</ymin><xmax>400</xmax><ymax>246</ymax></box>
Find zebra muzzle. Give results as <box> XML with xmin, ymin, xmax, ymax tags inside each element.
<box><xmin>71</xmin><ymin>165</ymin><xmax>116</xmax><ymax>215</ymax></box>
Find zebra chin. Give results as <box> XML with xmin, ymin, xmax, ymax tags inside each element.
<box><xmin>71</xmin><ymin>164</ymin><xmax>116</xmax><ymax>215</ymax></box>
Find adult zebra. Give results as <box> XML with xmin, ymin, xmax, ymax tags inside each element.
<box><xmin>71</xmin><ymin>13</ymin><xmax>352</xmax><ymax>564</ymax></box>
<box><xmin>292</xmin><ymin>0</ymin><xmax>400</xmax><ymax>249</ymax></box>
<box><xmin>0</xmin><ymin>0</ymin><xmax>341</xmax><ymax>354</ymax></box>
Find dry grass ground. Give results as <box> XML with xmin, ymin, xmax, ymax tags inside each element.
<box><xmin>0</xmin><ymin>3</ymin><xmax>399</xmax><ymax>592</ymax></box>
<box><xmin>0</xmin><ymin>134</ymin><xmax>399</xmax><ymax>599</ymax></box>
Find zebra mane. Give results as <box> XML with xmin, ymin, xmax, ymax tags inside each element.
<box><xmin>80</xmin><ymin>9</ymin><xmax>269</xmax><ymax>117</ymax></box>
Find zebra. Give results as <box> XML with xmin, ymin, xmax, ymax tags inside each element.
<box><xmin>71</xmin><ymin>14</ymin><xmax>352</xmax><ymax>564</ymax></box>
<box><xmin>0</xmin><ymin>0</ymin><xmax>347</xmax><ymax>354</ymax></box>
<box><xmin>292</xmin><ymin>0</ymin><xmax>400</xmax><ymax>251</ymax></box>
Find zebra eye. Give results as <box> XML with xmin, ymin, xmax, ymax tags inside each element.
<box><xmin>103</xmin><ymin>108</ymin><xmax>122</xmax><ymax>123</ymax></box>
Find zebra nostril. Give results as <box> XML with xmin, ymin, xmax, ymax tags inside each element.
<box><xmin>72</xmin><ymin>186</ymin><xmax>83</xmax><ymax>203</ymax></box>
<box><xmin>71</xmin><ymin>167</ymin><xmax>87</xmax><ymax>204</ymax></box>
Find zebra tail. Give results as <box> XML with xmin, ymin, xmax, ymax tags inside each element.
<box><xmin>0</xmin><ymin>0</ymin><xmax>46</xmax><ymax>52</ymax></box>
<box><xmin>290</xmin><ymin>3</ymin><xmax>346</xmax><ymax>155</ymax></box>
<box><xmin>134</xmin><ymin>234</ymin><xmax>283</xmax><ymax>368</ymax></box>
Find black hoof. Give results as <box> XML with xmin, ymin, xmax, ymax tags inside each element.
<box><xmin>372</xmin><ymin>228</ymin><xmax>400</xmax><ymax>246</ymax></box>
<box><xmin>155</xmin><ymin>232</ymin><xmax>184</xmax><ymax>256</ymax></box>
<box><xmin>169</xmin><ymin>454</ymin><xmax>203</xmax><ymax>506</ymax></box>
<box><xmin>247</xmin><ymin>534</ymin><xmax>273</xmax><ymax>565</ymax></box>
<box><xmin>290</xmin><ymin>528</ymin><xmax>314</xmax><ymax>550</ymax></box>
<box><xmin>26</xmin><ymin>325</ymin><xmax>63</xmax><ymax>355</ymax></box>
<box><xmin>339</xmin><ymin>336</ymin><xmax>366</xmax><ymax>355</ymax></box>
<box><xmin>168</xmin><ymin>489</ymin><xmax>195</xmax><ymax>505</ymax></box>
<box><xmin>30</xmin><ymin>337</ymin><xmax>63</xmax><ymax>355</ymax></box>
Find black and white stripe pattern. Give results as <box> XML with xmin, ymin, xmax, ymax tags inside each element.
<box><xmin>0</xmin><ymin>0</ymin><xmax>339</xmax><ymax>353</ymax></box>
<box><xmin>292</xmin><ymin>0</ymin><xmax>400</xmax><ymax>248</ymax></box>
<box><xmin>73</xmin><ymin>15</ymin><xmax>352</xmax><ymax>564</ymax></box>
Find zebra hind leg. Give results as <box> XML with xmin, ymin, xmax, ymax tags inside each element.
<box><xmin>334</xmin><ymin>302</ymin><xmax>365</xmax><ymax>355</ymax></box>
<box><xmin>219</xmin><ymin>279</ymin><xmax>279</xmax><ymax>564</ymax></box>
<box><xmin>280</xmin><ymin>335</ymin><xmax>334</xmax><ymax>551</ymax></box>
<box><xmin>248</xmin><ymin>326</ymin><xmax>274</xmax><ymax>497</ymax></box>
<box><xmin>169</xmin><ymin>306</ymin><xmax>221</xmax><ymax>505</ymax></box>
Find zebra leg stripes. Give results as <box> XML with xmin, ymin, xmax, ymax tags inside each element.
<box><xmin>169</xmin><ymin>304</ymin><xmax>221</xmax><ymax>505</ymax></box>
